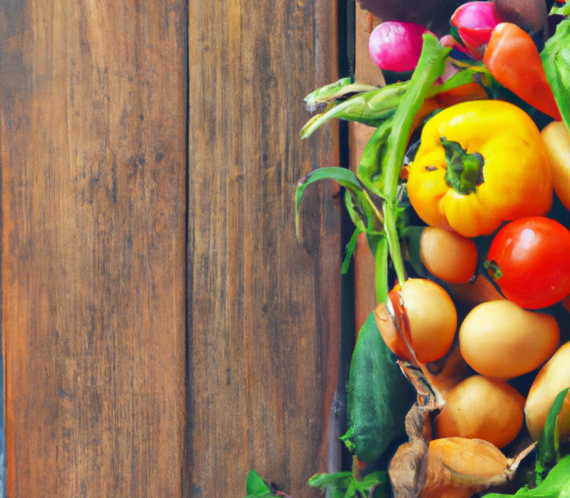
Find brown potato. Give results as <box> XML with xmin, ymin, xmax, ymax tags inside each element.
<box><xmin>400</xmin><ymin>278</ymin><xmax>457</xmax><ymax>363</ymax></box>
<box><xmin>525</xmin><ymin>341</ymin><xmax>570</xmax><ymax>441</ymax></box>
<box><xmin>420</xmin><ymin>227</ymin><xmax>478</xmax><ymax>283</ymax></box>
<box><xmin>437</xmin><ymin>376</ymin><xmax>525</xmax><ymax>448</ymax></box>
<box><xmin>459</xmin><ymin>301</ymin><xmax>559</xmax><ymax>379</ymax></box>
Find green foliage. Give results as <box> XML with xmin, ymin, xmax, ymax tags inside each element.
<box><xmin>344</xmin><ymin>312</ymin><xmax>416</xmax><ymax>463</ymax></box>
<box><xmin>542</xmin><ymin>19</ymin><xmax>570</xmax><ymax>132</ymax></box>
<box><xmin>485</xmin><ymin>455</ymin><xmax>570</xmax><ymax>497</ymax></box>
<box><xmin>295</xmin><ymin>167</ymin><xmax>378</xmax><ymax>242</ymax></box>
<box><xmin>308</xmin><ymin>471</ymin><xmax>388</xmax><ymax>498</ymax></box>
<box><xmin>244</xmin><ymin>469</ymin><xmax>273</xmax><ymax>498</ymax></box>
<box><xmin>304</xmin><ymin>78</ymin><xmax>379</xmax><ymax>107</ymax></box>
<box><xmin>536</xmin><ymin>388</ymin><xmax>570</xmax><ymax>482</ymax></box>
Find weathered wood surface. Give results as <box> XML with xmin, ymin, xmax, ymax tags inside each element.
<box><xmin>0</xmin><ymin>0</ymin><xmax>342</xmax><ymax>496</ymax></box>
<box><xmin>187</xmin><ymin>0</ymin><xmax>342</xmax><ymax>496</ymax></box>
<box><xmin>0</xmin><ymin>1</ymin><xmax>188</xmax><ymax>496</ymax></box>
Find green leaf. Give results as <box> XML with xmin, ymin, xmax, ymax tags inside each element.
<box><xmin>342</xmin><ymin>228</ymin><xmax>363</xmax><ymax>275</ymax></box>
<box><xmin>309</xmin><ymin>471</ymin><xmax>388</xmax><ymax>498</ymax></box>
<box><xmin>304</xmin><ymin>78</ymin><xmax>380</xmax><ymax>107</ymax></box>
<box><xmin>357</xmin><ymin>119</ymin><xmax>393</xmax><ymax>199</ymax></box>
<box><xmin>542</xmin><ymin>19</ymin><xmax>570</xmax><ymax>132</ymax></box>
<box><xmin>345</xmin><ymin>312</ymin><xmax>416</xmax><ymax>463</ymax></box>
<box><xmin>245</xmin><ymin>469</ymin><xmax>273</xmax><ymax>497</ymax></box>
<box><xmin>486</xmin><ymin>455</ymin><xmax>570</xmax><ymax>497</ymax></box>
<box><xmin>296</xmin><ymin>167</ymin><xmax>365</xmax><ymax>240</ymax></box>
<box><xmin>405</xmin><ymin>227</ymin><xmax>426</xmax><ymax>277</ymax></box>
<box><xmin>537</xmin><ymin>388</ymin><xmax>570</xmax><ymax>480</ymax></box>
<box><xmin>308</xmin><ymin>472</ymin><xmax>353</xmax><ymax>490</ymax></box>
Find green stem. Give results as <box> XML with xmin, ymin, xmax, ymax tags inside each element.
<box><xmin>378</xmin><ymin>36</ymin><xmax>450</xmax><ymax>297</ymax></box>
<box><xmin>373</xmin><ymin>235</ymin><xmax>389</xmax><ymax>304</ymax></box>
<box><xmin>384</xmin><ymin>203</ymin><xmax>406</xmax><ymax>286</ymax></box>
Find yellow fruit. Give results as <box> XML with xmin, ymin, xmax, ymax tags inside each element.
<box><xmin>525</xmin><ymin>341</ymin><xmax>570</xmax><ymax>441</ymax></box>
<box><xmin>420</xmin><ymin>227</ymin><xmax>478</xmax><ymax>283</ymax></box>
<box><xmin>459</xmin><ymin>300</ymin><xmax>559</xmax><ymax>379</ymax></box>
<box><xmin>437</xmin><ymin>376</ymin><xmax>525</xmax><ymax>448</ymax></box>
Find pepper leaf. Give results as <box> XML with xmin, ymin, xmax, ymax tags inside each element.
<box><xmin>344</xmin><ymin>312</ymin><xmax>416</xmax><ymax>463</ymax></box>
<box><xmin>541</xmin><ymin>19</ymin><xmax>570</xmax><ymax>132</ymax></box>
<box><xmin>536</xmin><ymin>388</ymin><xmax>570</xmax><ymax>481</ymax></box>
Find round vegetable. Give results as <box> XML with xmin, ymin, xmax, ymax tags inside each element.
<box><xmin>486</xmin><ymin>217</ymin><xmax>570</xmax><ymax>309</ymax></box>
<box><xmin>459</xmin><ymin>300</ymin><xmax>559</xmax><ymax>379</ymax></box>
<box><xmin>368</xmin><ymin>22</ymin><xmax>433</xmax><ymax>80</ymax></box>
<box><xmin>398</xmin><ymin>279</ymin><xmax>457</xmax><ymax>363</ymax></box>
<box><xmin>420</xmin><ymin>227</ymin><xmax>478</xmax><ymax>283</ymax></box>
<box><xmin>451</xmin><ymin>2</ymin><xmax>505</xmax><ymax>49</ymax></box>
<box><xmin>437</xmin><ymin>375</ymin><xmax>525</xmax><ymax>448</ymax></box>
<box><xmin>376</xmin><ymin>279</ymin><xmax>457</xmax><ymax>363</ymax></box>
<box><xmin>525</xmin><ymin>341</ymin><xmax>570</xmax><ymax>441</ymax></box>
<box><xmin>407</xmin><ymin>101</ymin><xmax>553</xmax><ymax>238</ymax></box>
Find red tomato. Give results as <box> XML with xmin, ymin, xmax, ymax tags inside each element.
<box><xmin>487</xmin><ymin>217</ymin><xmax>570</xmax><ymax>309</ymax></box>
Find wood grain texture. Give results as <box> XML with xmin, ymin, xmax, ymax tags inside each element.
<box><xmin>351</xmin><ymin>5</ymin><xmax>383</xmax><ymax>333</ymax></box>
<box><xmin>187</xmin><ymin>0</ymin><xmax>342</xmax><ymax>496</ymax></box>
<box><xmin>0</xmin><ymin>1</ymin><xmax>188</xmax><ymax>496</ymax></box>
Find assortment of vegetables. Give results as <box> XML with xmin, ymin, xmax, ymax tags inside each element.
<box><xmin>245</xmin><ymin>0</ymin><xmax>570</xmax><ymax>497</ymax></box>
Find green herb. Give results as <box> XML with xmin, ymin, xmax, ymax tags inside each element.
<box><xmin>542</xmin><ymin>19</ymin><xmax>570</xmax><ymax>131</ymax></box>
<box><xmin>309</xmin><ymin>470</ymin><xmax>388</xmax><ymax>498</ymax></box>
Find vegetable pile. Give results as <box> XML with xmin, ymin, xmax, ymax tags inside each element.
<box><xmin>292</xmin><ymin>1</ymin><xmax>570</xmax><ymax>497</ymax></box>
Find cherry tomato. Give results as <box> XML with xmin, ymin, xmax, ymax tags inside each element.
<box><xmin>486</xmin><ymin>217</ymin><xmax>570</xmax><ymax>309</ymax></box>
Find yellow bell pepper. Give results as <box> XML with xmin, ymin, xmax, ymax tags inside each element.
<box><xmin>407</xmin><ymin>100</ymin><xmax>553</xmax><ymax>238</ymax></box>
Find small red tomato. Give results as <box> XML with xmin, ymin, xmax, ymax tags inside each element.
<box><xmin>486</xmin><ymin>217</ymin><xmax>570</xmax><ymax>309</ymax></box>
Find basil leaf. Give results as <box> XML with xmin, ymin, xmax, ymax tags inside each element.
<box><xmin>541</xmin><ymin>19</ymin><xmax>570</xmax><ymax>131</ymax></box>
<box><xmin>344</xmin><ymin>312</ymin><xmax>416</xmax><ymax>463</ymax></box>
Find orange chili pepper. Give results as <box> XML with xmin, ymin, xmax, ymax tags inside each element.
<box><xmin>484</xmin><ymin>23</ymin><xmax>561</xmax><ymax>121</ymax></box>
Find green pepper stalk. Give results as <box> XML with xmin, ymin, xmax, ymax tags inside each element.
<box><xmin>377</xmin><ymin>35</ymin><xmax>451</xmax><ymax>294</ymax></box>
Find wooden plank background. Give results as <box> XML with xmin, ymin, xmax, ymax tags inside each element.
<box><xmin>0</xmin><ymin>0</ymin><xmax>343</xmax><ymax>496</ymax></box>
<box><xmin>0</xmin><ymin>0</ymin><xmax>188</xmax><ymax>496</ymax></box>
<box><xmin>186</xmin><ymin>0</ymin><xmax>342</xmax><ymax>496</ymax></box>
